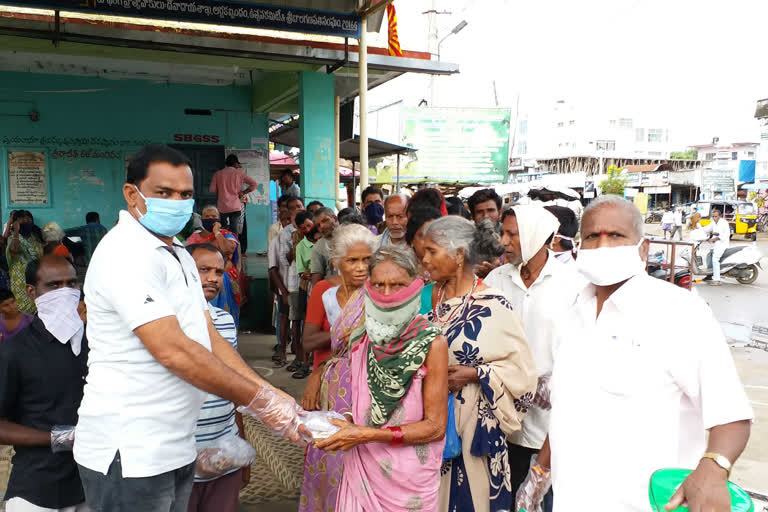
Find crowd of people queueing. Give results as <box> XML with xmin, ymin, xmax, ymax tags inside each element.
<box><xmin>0</xmin><ymin>144</ymin><xmax>754</xmax><ymax>512</ymax></box>
<box><xmin>266</xmin><ymin>182</ymin><xmax>752</xmax><ymax>512</ymax></box>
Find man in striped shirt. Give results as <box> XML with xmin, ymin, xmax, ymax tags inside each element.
<box><xmin>187</xmin><ymin>243</ymin><xmax>250</xmax><ymax>512</ymax></box>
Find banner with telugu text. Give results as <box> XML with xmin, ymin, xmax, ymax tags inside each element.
<box><xmin>373</xmin><ymin>107</ymin><xmax>511</xmax><ymax>184</ymax></box>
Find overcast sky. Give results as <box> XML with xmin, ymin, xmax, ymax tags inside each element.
<box><xmin>370</xmin><ymin>0</ymin><xmax>768</xmax><ymax>148</ymax></box>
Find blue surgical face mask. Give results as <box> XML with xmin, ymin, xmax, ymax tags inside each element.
<box><xmin>133</xmin><ymin>186</ymin><xmax>194</xmax><ymax>237</ymax></box>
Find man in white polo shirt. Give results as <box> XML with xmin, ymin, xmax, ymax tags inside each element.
<box><xmin>517</xmin><ymin>196</ymin><xmax>752</xmax><ymax>512</ymax></box>
<box><xmin>75</xmin><ymin>145</ymin><xmax>304</xmax><ymax>511</ymax></box>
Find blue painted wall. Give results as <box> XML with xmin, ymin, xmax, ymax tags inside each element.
<box><xmin>0</xmin><ymin>71</ymin><xmax>270</xmax><ymax>251</ymax></box>
<box><xmin>298</xmin><ymin>71</ymin><xmax>336</xmax><ymax>207</ymax></box>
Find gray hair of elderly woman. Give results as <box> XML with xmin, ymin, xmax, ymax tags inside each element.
<box><xmin>42</xmin><ymin>222</ymin><xmax>65</xmax><ymax>243</ymax></box>
<box><xmin>329</xmin><ymin>223</ymin><xmax>377</xmax><ymax>265</ymax></box>
<box><xmin>369</xmin><ymin>245</ymin><xmax>419</xmax><ymax>278</ymax></box>
<box><xmin>423</xmin><ymin>216</ymin><xmax>503</xmax><ymax>266</ymax></box>
<box><xmin>582</xmin><ymin>195</ymin><xmax>643</xmax><ymax>241</ymax></box>
<box><xmin>201</xmin><ymin>205</ymin><xmax>220</xmax><ymax>217</ymax></box>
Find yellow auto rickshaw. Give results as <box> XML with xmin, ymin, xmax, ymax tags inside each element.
<box><xmin>694</xmin><ymin>200</ymin><xmax>758</xmax><ymax>241</ymax></box>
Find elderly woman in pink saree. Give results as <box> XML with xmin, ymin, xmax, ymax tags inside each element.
<box><xmin>316</xmin><ymin>245</ymin><xmax>449</xmax><ymax>512</ymax></box>
<box><xmin>299</xmin><ymin>224</ymin><xmax>376</xmax><ymax>512</ymax></box>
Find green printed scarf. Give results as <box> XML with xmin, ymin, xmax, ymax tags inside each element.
<box><xmin>363</xmin><ymin>278</ymin><xmax>441</xmax><ymax>427</ymax></box>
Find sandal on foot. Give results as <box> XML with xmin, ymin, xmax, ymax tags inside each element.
<box><xmin>292</xmin><ymin>365</ymin><xmax>311</xmax><ymax>379</ymax></box>
<box><xmin>286</xmin><ymin>359</ymin><xmax>301</xmax><ymax>372</ymax></box>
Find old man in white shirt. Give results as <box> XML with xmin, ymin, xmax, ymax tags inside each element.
<box><xmin>517</xmin><ymin>195</ymin><xmax>752</xmax><ymax>512</ymax></box>
<box><xmin>485</xmin><ymin>205</ymin><xmax>585</xmax><ymax>512</ymax></box>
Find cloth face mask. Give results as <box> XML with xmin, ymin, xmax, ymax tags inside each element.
<box><xmin>577</xmin><ymin>239</ymin><xmax>646</xmax><ymax>286</ymax></box>
<box><xmin>201</xmin><ymin>218</ymin><xmax>219</xmax><ymax>233</ymax></box>
<box><xmin>364</xmin><ymin>278</ymin><xmax>424</xmax><ymax>345</ymax></box>
<box><xmin>35</xmin><ymin>286</ymin><xmax>84</xmax><ymax>356</ymax></box>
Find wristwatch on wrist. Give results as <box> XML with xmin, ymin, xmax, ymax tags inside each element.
<box><xmin>701</xmin><ymin>452</ymin><xmax>732</xmax><ymax>476</ymax></box>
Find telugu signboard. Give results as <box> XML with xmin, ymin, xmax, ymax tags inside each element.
<box><xmin>390</xmin><ymin>107</ymin><xmax>511</xmax><ymax>184</ymax></box>
<box><xmin>1</xmin><ymin>0</ymin><xmax>361</xmax><ymax>38</ymax></box>
<box><xmin>8</xmin><ymin>151</ymin><xmax>48</xmax><ymax>205</ymax></box>
<box><xmin>623</xmin><ymin>170</ymin><xmax>669</xmax><ymax>188</ymax></box>
<box><xmin>701</xmin><ymin>168</ymin><xmax>735</xmax><ymax>192</ymax></box>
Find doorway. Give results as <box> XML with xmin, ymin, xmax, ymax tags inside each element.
<box><xmin>170</xmin><ymin>144</ymin><xmax>225</xmax><ymax>212</ymax></box>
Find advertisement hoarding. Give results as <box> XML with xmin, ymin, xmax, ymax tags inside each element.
<box><xmin>376</xmin><ymin>107</ymin><xmax>511</xmax><ymax>184</ymax></box>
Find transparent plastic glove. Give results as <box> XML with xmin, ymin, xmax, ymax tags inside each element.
<box><xmin>236</xmin><ymin>386</ymin><xmax>306</xmax><ymax>444</ymax></box>
<box><xmin>515</xmin><ymin>454</ymin><xmax>552</xmax><ymax>512</ymax></box>
<box><xmin>299</xmin><ymin>411</ymin><xmax>346</xmax><ymax>441</ymax></box>
<box><xmin>195</xmin><ymin>435</ymin><xmax>256</xmax><ymax>479</ymax></box>
<box><xmin>50</xmin><ymin>425</ymin><xmax>76</xmax><ymax>453</ymax></box>
<box><xmin>532</xmin><ymin>373</ymin><xmax>551</xmax><ymax>410</ymax></box>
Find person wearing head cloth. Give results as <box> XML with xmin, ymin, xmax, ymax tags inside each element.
<box><xmin>484</xmin><ymin>205</ymin><xmax>586</xmax><ymax>512</ymax></box>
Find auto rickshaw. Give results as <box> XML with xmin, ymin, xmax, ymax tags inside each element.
<box><xmin>694</xmin><ymin>200</ymin><xmax>758</xmax><ymax>241</ymax></box>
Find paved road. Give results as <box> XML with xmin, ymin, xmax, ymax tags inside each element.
<box><xmin>643</xmin><ymin>227</ymin><xmax>768</xmax><ymax>499</ymax></box>
<box><xmin>693</xmin><ymin>239</ymin><xmax>768</xmax><ymax>498</ymax></box>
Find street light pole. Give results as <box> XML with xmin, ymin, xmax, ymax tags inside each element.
<box><xmin>359</xmin><ymin>9</ymin><xmax>369</xmax><ymax>192</ymax></box>
<box><xmin>437</xmin><ymin>20</ymin><xmax>468</xmax><ymax>61</ymax></box>
<box><xmin>432</xmin><ymin>20</ymin><xmax>467</xmax><ymax>107</ymax></box>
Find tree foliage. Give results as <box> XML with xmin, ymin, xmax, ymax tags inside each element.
<box><xmin>599</xmin><ymin>165</ymin><xmax>628</xmax><ymax>196</ymax></box>
<box><xmin>670</xmin><ymin>149</ymin><xmax>698</xmax><ymax>160</ymax></box>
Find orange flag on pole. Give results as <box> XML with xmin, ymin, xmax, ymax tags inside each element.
<box><xmin>386</xmin><ymin>3</ymin><xmax>403</xmax><ymax>57</ymax></box>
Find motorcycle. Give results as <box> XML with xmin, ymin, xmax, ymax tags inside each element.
<box><xmin>681</xmin><ymin>230</ymin><xmax>763</xmax><ymax>284</ymax></box>
<box><xmin>645</xmin><ymin>210</ymin><xmax>663</xmax><ymax>224</ymax></box>
<box><xmin>647</xmin><ymin>249</ymin><xmax>692</xmax><ymax>288</ymax></box>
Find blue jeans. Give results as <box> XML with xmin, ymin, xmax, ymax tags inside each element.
<box><xmin>78</xmin><ymin>453</ymin><xmax>195</xmax><ymax>512</ymax></box>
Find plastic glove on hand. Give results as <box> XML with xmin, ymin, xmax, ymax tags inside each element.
<box><xmin>237</xmin><ymin>386</ymin><xmax>307</xmax><ymax>444</ymax></box>
<box><xmin>515</xmin><ymin>454</ymin><xmax>552</xmax><ymax>512</ymax></box>
<box><xmin>50</xmin><ymin>425</ymin><xmax>76</xmax><ymax>453</ymax></box>
<box><xmin>195</xmin><ymin>436</ymin><xmax>256</xmax><ymax>479</ymax></box>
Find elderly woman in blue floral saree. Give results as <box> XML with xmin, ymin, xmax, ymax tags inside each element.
<box><xmin>421</xmin><ymin>216</ymin><xmax>538</xmax><ymax>512</ymax></box>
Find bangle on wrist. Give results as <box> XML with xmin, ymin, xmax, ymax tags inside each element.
<box><xmin>386</xmin><ymin>426</ymin><xmax>403</xmax><ymax>446</ymax></box>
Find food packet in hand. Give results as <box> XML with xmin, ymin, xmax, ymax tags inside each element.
<box><xmin>195</xmin><ymin>435</ymin><xmax>256</xmax><ymax>479</ymax></box>
<box><xmin>299</xmin><ymin>411</ymin><xmax>346</xmax><ymax>440</ymax></box>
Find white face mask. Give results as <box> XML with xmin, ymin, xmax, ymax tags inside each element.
<box><xmin>35</xmin><ymin>287</ymin><xmax>84</xmax><ymax>356</ymax></box>
<box><xmin>576</xmin><ymin>239</ymin><xmax>646</xmax><ymax>286</ymax></box>
<box><xmin>550</xmin><ymin>234</ymin><xmax>575</xmax><ymax>251</ymax></box>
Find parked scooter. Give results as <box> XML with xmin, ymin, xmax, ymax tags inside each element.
<box><xmin>682</xmin><ymin>229</ymin><xmax>762</xmax><ymax>284</ymax></box>
<box><xmin>647</xmin><ymin>249</ymin><xmax>692</xmax><ymax>288</ymax></box>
